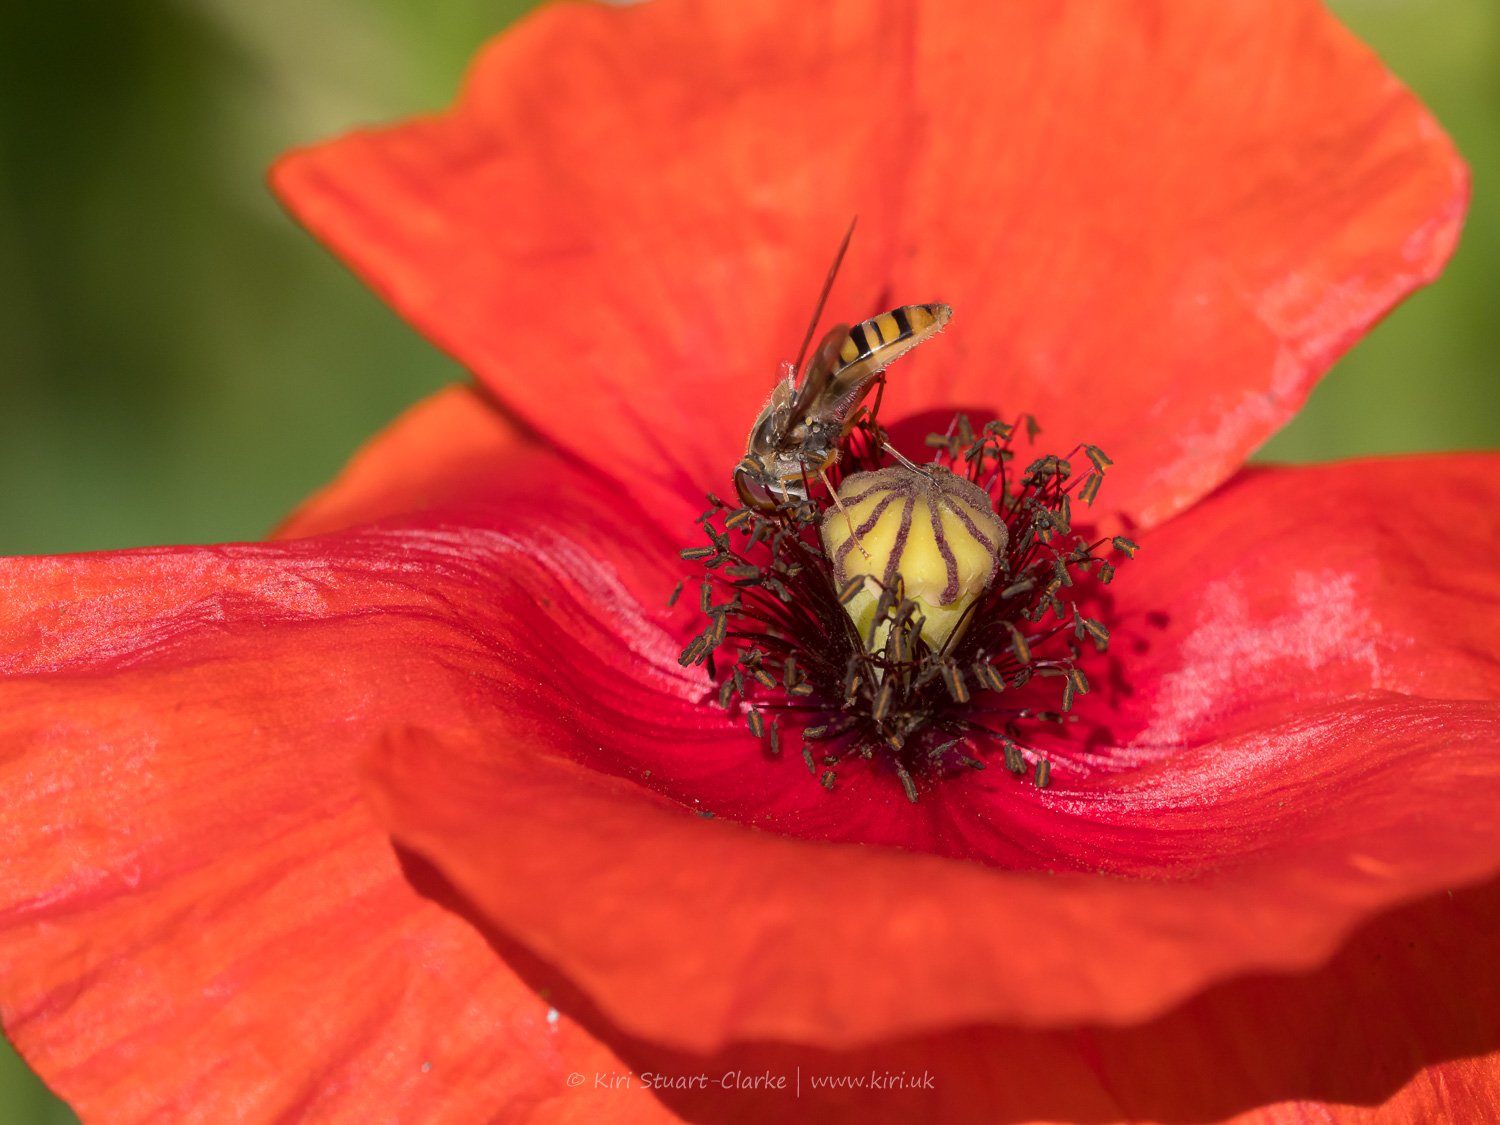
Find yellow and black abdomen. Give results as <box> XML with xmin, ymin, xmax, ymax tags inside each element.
<box><xmin>835</xmin><ymin>303</ymin><xmax>952</xmax><ymax>375</ymax></box>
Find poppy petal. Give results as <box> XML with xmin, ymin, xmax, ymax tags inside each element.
<box><xmin>505</xmin><ymin>877</ymin><xmax>1500</xmax><ymax>1123</ymax></box>
<box><xmin>4</xmin><ymin>438</ymin><xmax>1495</xmax><ymax>1120</ymax></box>
<box><xmin>272</xmin><ymin>0</ymin><xmax>1465</xmax><ymax>529</ymax></box>
<box><xmin>1086</xmin><ymin>451</ymin><xmax>1500</xmax><ymax>749</ymax></box>
<box><xmin>368</xmin><ymin>686</ymin><xmax>1500</xmax><ymax>1058</ymax></box>
<box><xmin>360</xmin><ymin>451</ymin><xmax>1500</xmax><ymax>1057</ymax></box>
<box><xmin>0</xmin><ymin>469</ymin><xmax>681</xmax><ymax>1121</ymax></box>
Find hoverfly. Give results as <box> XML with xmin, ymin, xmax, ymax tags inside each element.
<box><xmin>734</xmin><ymin>224</ymin><xmax>952</xmax><ymax>511</ymax></box>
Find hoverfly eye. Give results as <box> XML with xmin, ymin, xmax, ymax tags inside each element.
<box><xmin>734</xmin><ymin>464</ymin><xmax>780</xmax><ymax>512</ymax></box>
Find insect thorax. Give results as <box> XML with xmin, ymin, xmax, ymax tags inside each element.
<box><xmin>750</xmin><ymin>409</ymin><xmax>841</xmax><ymax>480</ymax></box>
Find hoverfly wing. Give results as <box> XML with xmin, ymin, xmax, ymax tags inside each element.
<box><xmin>789</xmin><ymin>219</ymin><xmax>857</xmax><ymax>379</ymax></box>
<box><xmin>786</xmin><ymin>323</ymin><xmax>851</xmax><ymax>428</ymax></box>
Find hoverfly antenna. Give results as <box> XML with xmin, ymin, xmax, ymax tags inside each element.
<box><xmin>791</xmin><ymin>216</ymin><xmax>858</xmax><ymax>379</ymax></box>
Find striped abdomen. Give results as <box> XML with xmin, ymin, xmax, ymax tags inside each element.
<box><xmin>834</xmin><ymin>303</ymin><xmax>952</xmax><ymax>378</ymax></box>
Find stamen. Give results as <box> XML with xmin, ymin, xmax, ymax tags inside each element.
<box><xmin>974</xmin><ymin>662</ymin><xmax>1006</xmax><ymax>693</ymax></box>
<box><xmin>676</xmin><ymin>406</ymin><xmax>1133</xmax><ymax>799</ymax></box>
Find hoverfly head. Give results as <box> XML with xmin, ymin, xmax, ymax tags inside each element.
<box><xmin>734</xmin><ymin>454</ymin><xmax>805</xmax><ymax>512</ymax></box>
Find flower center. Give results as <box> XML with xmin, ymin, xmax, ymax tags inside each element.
<box><xmin>676</xmin><ymin>410</ymin><xmax>1135</xmax><ymax>801</ymax></box>
<box><xmin>821</xmin><ymin>464</ymin><xmax>1006</xmax><ymax>656</ymax></box>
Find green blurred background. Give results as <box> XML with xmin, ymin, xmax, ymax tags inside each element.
<box><xmin>0</xmin><ymin>0</ymin><xmax>1495</xmax><ymax>1118</ymax></box>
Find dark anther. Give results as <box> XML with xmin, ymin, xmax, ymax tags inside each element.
<box><xmin>675</xmin><ymin>405</ymin><xmax>1129</xmax><ymax>800</ymax></box>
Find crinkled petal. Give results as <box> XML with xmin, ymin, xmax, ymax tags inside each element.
<box><xmin>369</xmin><ymin>697</ymin><xmax>1500</xmax><ymax>1058</ymax></box>
<box><xmin>7</xmin><ymin>401</ymin><xmax>1497</xmax><ymax>1119</ymax></box>
<box><xmin>1085</xmin><ymin>451</ymin><xmax>1500</xmax><ymax>745</ymax></box>
<box><xmin>360</xmin><ymin>452</ymin><xmax>1500</xmax><ymax>1058</ymax></box>
<box><xmin>273</xmin><ymin>0</ymin><xmax>1465</xmax><ymax>529</ymax></box>
<box><xmin>369</xmin><ymin>872</ymin><xmax>1499</xmax><ymax>1123</ymax></box>
<box><xmin>294</xmin><ymin>824</ymin><xmax>1499</xmax><ymax>1125</ymax></box>
<box><xmin>0</xmin><ymin>403</ymin><xmax>678</xmax><ymax>1122</ymax></box>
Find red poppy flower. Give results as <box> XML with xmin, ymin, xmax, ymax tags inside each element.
<box><xmin>3</xmin><ymin>1</ymin><xmax>1498</xmax><ymax>1121</ymax></box>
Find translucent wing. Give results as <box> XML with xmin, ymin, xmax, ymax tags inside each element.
<box><xmin>789</xmin><ymin>219</ymin><xmax>857</xmax><ymax>378</ymax></box>
<box><xmin>786</xmin><ymin>324</ymin><xmax>850</xmax><ymax>429</ymax></box>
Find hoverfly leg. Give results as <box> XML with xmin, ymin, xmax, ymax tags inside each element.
<box><xmin>820</xmin><ymin>466</ymin><xmax>870</xmax><ymax>560</ymax></box>
<box><xmin>868</xmin><ymin>372</ymin><xmax>888</xmax><ymax>425</ymax></box>
<box><xmin>860</xmin><ymin>374</ymin><xmax>890</xmax><ymax>464</ymax></box>
<box><xmin>880</xmin><ymin>441</ymin><xmax>934</xmax><ymax>478</ymax></box>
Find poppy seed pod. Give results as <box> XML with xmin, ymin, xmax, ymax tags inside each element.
<box><xmin>821</xmin><ymin>466</ymin><xmax>1006</xmax><ymax>654</ymax></box>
